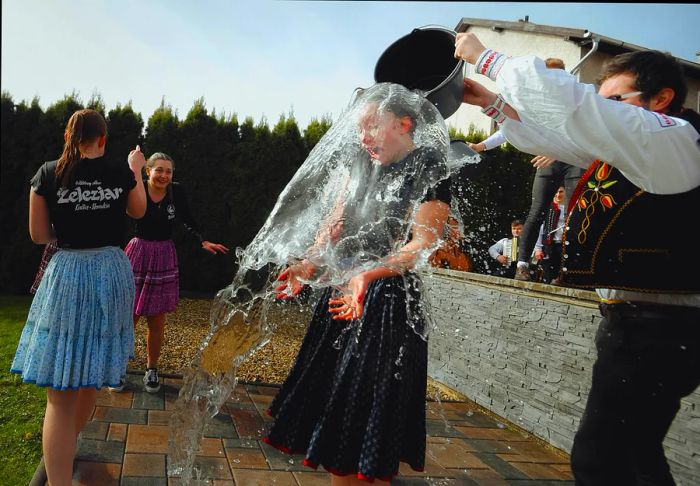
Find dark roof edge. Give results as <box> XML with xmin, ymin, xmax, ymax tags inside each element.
<box><xmin>455</xmin><ymin>18</ymin><xmax>700</xmax><ymax>74</ymax></box>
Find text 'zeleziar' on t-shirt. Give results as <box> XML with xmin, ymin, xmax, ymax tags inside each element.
<box><xmin>30</xmin><ymin>157</ymin><xmax>136</xmax><ymax>249</ymax></box>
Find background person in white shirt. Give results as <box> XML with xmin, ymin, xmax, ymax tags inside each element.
<box><xmin>487</xmin><ymin>219</ymin><xmax>523</xmax><ymax>278</ymax></box>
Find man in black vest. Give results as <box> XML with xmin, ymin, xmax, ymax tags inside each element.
<box><xmin>455</xmin><ymin>34</ymin><xmax>700</xmax><ymax>485</ymax></box>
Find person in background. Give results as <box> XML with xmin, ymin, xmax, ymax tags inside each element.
<box><xmin>429</xmin><ymin>215</ymin><xmax>473</xmax><ymax>271</ymax></box>
<box><xmin>534</xmin><ymin>186</ymin><xmax>566</xmax><ymax>285</ymax></box>
<box><xmin>110</xmin><ymin>152</ymin><xmax>229</xmax><ymax>394</ymax></box>
<box><xmin>10</xmin><ymin>109</ymin><xmax>146</xmax><ymax>486</ymax></box>
<box><xmin>464</xmin><ymin>58</ymin><xmax>585</xmax><ymax>282</ymax></box>
<box><xmin>488</xmin><ymin>219</ymin><xmax>523</xmax><ymax>278</ymax></box>
<box><xmin>455</xmin><ymin>32</ymin><xmax>700</xmax><ymax>485</ymax></box>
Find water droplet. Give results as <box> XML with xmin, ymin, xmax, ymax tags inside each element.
<box><xmin>394</xmin><ymin>372</ymin><xmax>402</xmax><ymax>380</ymax></box>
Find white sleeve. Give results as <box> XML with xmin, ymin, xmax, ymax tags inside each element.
<box><xmin>482</xmin><ymin>130</ymin><xmax>507</xmax><ymax>150</ymax></box>
<box><xmin>495</xmin><ymin>55</ymin><xmax>700</xmax><ymax>194</ymax></box>
<box><xmin>535</xmin><ymin>224</ymin><xmax>545</xmax><ymax>251</ymax></box>
<box><xmin>488</xmin><ymin>239</ymin><xmax>504</xmax><ymax>259</ymax></box>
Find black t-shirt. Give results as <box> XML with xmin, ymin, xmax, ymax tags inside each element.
<box><xmin>132</xmin><ymin>182</ymin><xmax>203</xmax><ymax>242</ymax></box>
<box><xmin>31</xmin><ymin>158</ymin><xmax>136</xmax><ymax>249</ymax></box>
<box><xmin>337</xmin><ymin>146</ymin><xmax>452</xmax><ymax>259</ymax></box>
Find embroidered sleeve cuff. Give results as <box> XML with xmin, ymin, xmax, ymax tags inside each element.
<box><xmin>475</xmin><ymin>49</ymin><xmax>508</xmax><ymax>81</ymax></box>
<box><xmin>481</xmin><ymin>94</ymin><xmax>508</xmax><ymax>124</ymax></box>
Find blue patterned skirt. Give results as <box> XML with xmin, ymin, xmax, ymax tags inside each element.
<box><xmin>264</xmin><ymin>274</ymin><xmax>428</xmax><ymax>482</ymax></box>
<box><xmin>10</xmin><ymin>246</ymin><xmax>135</xmax><ymax>390</ymax></box>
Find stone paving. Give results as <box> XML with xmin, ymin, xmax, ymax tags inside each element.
<box><xmin>41</xmin><ymin>372</ymin><xmax>575</xmax><ymax>485</ymax></box>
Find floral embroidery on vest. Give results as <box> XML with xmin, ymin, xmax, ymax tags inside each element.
<box><xmin>576</xmin><ymin>162</ymin><xmax>618</xmax><ymax>244</ymax></box>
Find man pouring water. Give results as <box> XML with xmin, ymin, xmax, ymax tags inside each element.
<box><xmin>454</xmin><ymin>31</ymin><xmax>700</xmax><ymax>485</ymax></box>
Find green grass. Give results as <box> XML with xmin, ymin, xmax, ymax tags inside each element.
<box><xmin>0</xmin><ymin>295</ymin><xmax>44</xmax><ymax>486</ymax></box>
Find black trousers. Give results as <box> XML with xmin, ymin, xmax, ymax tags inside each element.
<box><xmin>571</xmin><ymin>303</ymin><xmax>700</xmax><ymax>485</ymax></box>
<box><xmin>518</xmin><ymin>161</ymin><xmax>584</xmax><ymax>263</ymax></box>
<box><xmin>541</xmin><ymin>242</ymin><xmax>563</xmax><ymax>284</ymax></box>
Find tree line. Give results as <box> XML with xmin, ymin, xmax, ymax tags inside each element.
<box><xmin>0</xmin><ymin>91</ymin><xmax>534</xmax><ymax>294</ymax></box>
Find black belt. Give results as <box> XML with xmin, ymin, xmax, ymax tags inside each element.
<box><xmin>599</xmin><ymin>302</ymin><xmax>700</xmax><ymax>320</ymax></box>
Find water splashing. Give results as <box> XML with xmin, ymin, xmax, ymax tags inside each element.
<box><xmin>166</xmin><ymin>83</ymin><xmax>477</xmax><ymax>483</ymax></box>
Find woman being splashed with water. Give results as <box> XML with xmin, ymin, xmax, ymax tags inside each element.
<box><xmin>264</xmin><ymin>86</ymin><xmax>452</xmax><ymax>484</ymax></box>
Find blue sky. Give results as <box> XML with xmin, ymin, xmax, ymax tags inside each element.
<box><xmin>2</xmin><ymin>1</ymin><xmax>698</xmax><ymax>129</ymax></box>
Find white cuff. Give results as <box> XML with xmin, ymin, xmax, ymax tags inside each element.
<box><xmin>481</xmin><ymin>94</ymin><xmax>507</xmax><ymax>124</ymax></box>
<box><xmin>475</xmin><ymin>49</ymin><xmax>508</xmax><ymax>81</ymax></box>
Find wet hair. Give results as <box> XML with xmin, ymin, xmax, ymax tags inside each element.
<box><xmin>146</xmin><ymin>152</ymin><xmax>175</xmax><ymax>169</ymax></box>
<box><xmin>597</xmin><ymin>50</ymin><xmax>688</xmax><ymax>114</ymax></box>
<box><xmin>56</xmin><ymin>109</ymin><xmax>107</xmax><ymax>186</ymax></box>
<box><xmin>358</xmin><ymin>86</ymin><xmax>431</xmax><ymax>135</ymax></box>
<box><xmin>544</xmin><ymin>58</ymin><xmax>565</xmax><ymax>70</ymax></box>
<box><xmin>511</xmin><ymin>219</ymin><xmax>524</xmax><ymax>227</ymax></box>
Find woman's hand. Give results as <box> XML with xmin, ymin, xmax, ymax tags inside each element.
<box><xmin>275</xmin><ymin>260</ymin><xmax>316</xmax><ymax>299</ymax></box>
<box><xmin>535</xmin><ymin>249</ymin><xmax>545</xmax><ymax>260</ymax></box>
<box><xmin>128</xmin><ymin>145</ymin><xmax>147</xmax><ymax>174</ymax></box>
<box><xmin>328</xmin><ymin>273</ymin><xmax>370</xmax><ymax>321</ymax></box>
<box><xmin>202</xmin><ymin>241</ymin><xmax>229</xmax><ymax>255</ymax></box>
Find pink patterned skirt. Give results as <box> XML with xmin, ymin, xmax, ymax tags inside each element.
<box><xmin>125</xmin><ymin>238</ymin><xmax>179</xmax><ymax>316</ymax></box>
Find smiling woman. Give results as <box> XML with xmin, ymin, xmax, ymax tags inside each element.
<box><xmin>116</xmin><ymin>152</ymin><xmax>230</xmax><ymax>395</ymax></box>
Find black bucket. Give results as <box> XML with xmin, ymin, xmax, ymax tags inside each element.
<box><xmin>374</xmin><ymin>26</ymin><xmax>464</xmax><ymax>120</ymax></box>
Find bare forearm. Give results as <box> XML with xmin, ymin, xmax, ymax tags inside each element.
<box><xmin>29</xmin><ymin>191</ymin><xmax>55</xmax><ymax>244</ymax></box>
<box><xmin>126</xmin><ymin>177</ymin><xmax>146</xmax><ymax>218</ymax></box>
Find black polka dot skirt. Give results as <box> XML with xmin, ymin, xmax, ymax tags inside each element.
<box><xmin>264</xmin><ymin>274</ymin><xmax>428</xmax><ymax>482</ymax></box>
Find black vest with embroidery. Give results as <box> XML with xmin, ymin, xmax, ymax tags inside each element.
<box><xmin>561</xmin><ymin>161</ymin><xmax>700</xmax><ymax>293</ymax></box>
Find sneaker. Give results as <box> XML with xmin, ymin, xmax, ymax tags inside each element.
<box><xmin>143</xmin><ymin>368</ymin><xmax>161</xmax><ymax>393</ymax></box>
<box><xmin>108</xmin><ymin>377</ymin><xmax>127</xmax><ymax>392</ymax></box>
<box><xmin>514</xmin><ymin>265</ymin><xmax>531</xmax><ymax>281</ymax></box>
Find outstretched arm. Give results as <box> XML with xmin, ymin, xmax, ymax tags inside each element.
<box><xmin>454</xmin><ymin>32</ymin><xmax>700</xmax><ymax>192</ymax></box>
<box><xmin>328</xmin><ymin>199</ymin><xmax>450</xmax><ymax>320</ymax></box>
<box><xmin>275</xmin><ymin>175</ymin><xmax>350</xmax><ymax>299</ymax></box>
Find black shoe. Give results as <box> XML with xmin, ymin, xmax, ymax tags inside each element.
<box><xmin>143</xmin><ymin>368</ymin><xmax>161</xmax><ymax>393</ymax></box>
<box><xmin>108</xmin><ymin>377</ymin><xmax>127</xmax><ymax>392</ymax></box>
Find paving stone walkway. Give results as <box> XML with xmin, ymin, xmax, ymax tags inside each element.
<box><xmin>34</xmin><ymin>372</ymin><xmax>575</xmax><ymax>485</ymax></box>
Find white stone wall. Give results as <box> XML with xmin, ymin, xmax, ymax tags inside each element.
<box><xmin>424</xmin><ymin>269</ymin><xmax>700</xmax><ymax>485</ymax></box>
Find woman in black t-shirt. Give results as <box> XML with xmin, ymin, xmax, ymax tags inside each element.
<box><xmin>119</xmin><ymin>152</ymin><xmax>229</xmax><ymax>394</ymax></box>
<box><xmin>10</xmin><ymin>109</ymin><xmax>147</xmax><ymax>485</ymax></box>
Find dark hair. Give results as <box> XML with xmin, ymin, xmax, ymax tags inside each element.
<box><xmin>544</xmin><ymin>58</ymin><xmax>565</xmax><ymax>70</ymax></box>
<box><xmin>597</xmin><ymin>50</ymin><xmax>688</xmax><ymax>114</ymax></box>
<box><xmin>511</xmin><ymin>219</ymin><xmax>523</xmax><ymax>226</ymax></box>
<box><xmin>56</xmin><ymin>109</ymin><xmax>107</xmax><ymax>186</ymax></box>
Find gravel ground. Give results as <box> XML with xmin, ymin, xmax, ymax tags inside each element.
<box><xmin>130</xmin><ymin>297</ymin><xmax>464</xmax><ymax>401</ymax></box>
